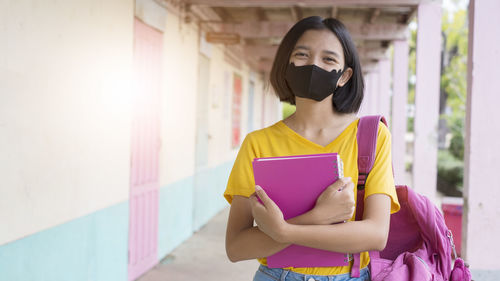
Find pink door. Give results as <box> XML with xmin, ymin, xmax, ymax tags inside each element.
<box><xmin>129</xmin><ymin>18</ymin><xmax>162</xmax><ymax>281</ymax></box>
<box><xmin>231</xmin><ymin>74</ymin><xmax>243</xmax><ymax>148</ymax></box>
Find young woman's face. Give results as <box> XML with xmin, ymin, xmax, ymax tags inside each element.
<box><xmin>289</xmin><ymin>29</ymin><xmax>346</xmax><ymax>73</ymax></box>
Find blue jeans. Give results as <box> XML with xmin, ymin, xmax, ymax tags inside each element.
<box><xmin>253</xmin><ymin>265</ymin><xmax>370</xmax><ymax>281</ymax></box>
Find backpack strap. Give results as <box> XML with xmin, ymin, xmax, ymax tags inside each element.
<box><xmin>356</xmin><ymin>115</ymin><xmax>387</xmax><ymax>190</ymax></box>
<box><xmin>351</xmin><ymin>115</ymin><xmax>387</xmax><ymax>278</ymax></box>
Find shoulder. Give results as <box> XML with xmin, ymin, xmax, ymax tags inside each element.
<box><xmin>245</xmin><ymin>121</ymin><xmax>284</xmax><ymax>143</ymax></box>
<box><xmin>374</xmin><ymin>121</ymin><xmax>392</xmax><ymax>156</ymax></box>
<box><xmin>377</xmin><ymin>121</ymin><xmax>392</xmax><ymax>141</ymax></box>
<box><xmin>238</xmin><ymin>121</ymin><xmax>284</xmax><ymax>154</ymax></box>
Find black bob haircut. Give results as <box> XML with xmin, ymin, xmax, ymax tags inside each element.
<box><xmin>270</xmin><ymin>16</ymin><xmax>364</xmax><ymax>113</ymax></box>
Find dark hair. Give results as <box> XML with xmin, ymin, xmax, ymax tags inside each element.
<box><xmin>270</xmin><ymin>16</ymin><xmax>364</xmax><ymax>113</ymax></box>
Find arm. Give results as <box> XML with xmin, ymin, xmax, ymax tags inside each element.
<box><xmin>225</xmin><ymin>178</ymin><xmax>354</xmax><ymax>262</ymax></box>
<box><xmin>283</xmin><ymin>194</ymin><xmax>390</xmax><ymax>252</ymax></box>
<box><xmin>225</xmin><ymin>195</ymin><xmax>288</xmax><ymax>262</ymax></box>
<box><xmin>250</xmin><ymin>186</ymin><xmax>391</xmax><ymax>253</ymax></box>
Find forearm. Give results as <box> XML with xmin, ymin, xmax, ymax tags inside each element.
<box><xmin>286</xmin><ymin>209</ymin><xmax>322</xmax><ymax>225</ymax></box>
<box><xmin>280</xmin><ymin>218</ymin><xmax>388</xmax><ymax>253</ymax></box>
<box><xmin>226</xmin><ymin>226</ymin><xmax>290</xmax><ymax>262</ymax></box>
<box><xmin>226</xmin><ymin>214</ymin><xmax>320</xmax><ymax>262</ymax></box>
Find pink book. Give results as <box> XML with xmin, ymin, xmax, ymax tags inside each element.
<box><xmin>252</xmin><ymin>153</ymin><xmax>351</xmax><ymax>268</ymax></box>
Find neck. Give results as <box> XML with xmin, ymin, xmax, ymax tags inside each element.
<box><xmin>288</xmin><ymin>96</ymin><xmax>356</xmax><ymax>130</ymax></box>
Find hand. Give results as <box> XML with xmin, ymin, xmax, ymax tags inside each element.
<box><xmin>312</xmin><ymin>177</ymin><xmax>355</xmax><ymax>224</ymax></box>
<box><xmin>249</xmin><ymin>185</ymin><xmax>289</xmax><ymax>243</ymax></box>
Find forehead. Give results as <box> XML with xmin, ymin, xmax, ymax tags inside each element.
<box><xmin>293</xmin><ymin>29</ymin><xmax>343</xmax><ymax>53</ymax></box>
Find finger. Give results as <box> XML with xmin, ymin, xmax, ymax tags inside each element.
<box><xmin>328</xmin><ymin>177</ymin><xmax>346</xmax><ymax>189</ymax></box>
<box><xmin>345</xmin><ymin>181</ymin><xmax>355</xmax><ymax>192</ymax></box>
<box><xmin>248</xmin><ymin>193</ymin><xmax>261</xmax><ymax>208</ymax></box>
<box><xmin>322</xmin><ymin>184</ymin><xmax>340</xmax><ymax>197</ymax></box>
<box><xmin>255</xmin><ymin>185</ymin><xmax>273</xmax><ymax>207</ymax></box>
<box><xmin>333</xmin><ymin>177</ymin><xmax>352</xmax><ymax>192</ymax></box>
<box><xmin>341</xmin><ymin>177</ymin><xmax>352</xmax><ymax>185</ymax></box>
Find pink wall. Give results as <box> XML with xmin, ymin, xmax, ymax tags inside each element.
<box><xmin>464</xmin><ymin>0</ymin><xmax>500</xmax><ymax>272</ymax></box>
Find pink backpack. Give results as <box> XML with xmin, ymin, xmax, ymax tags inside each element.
<box><xmin>350</xmin><ymin>115</ymin><xmax>471</xmax><ymax>281</ymax></box>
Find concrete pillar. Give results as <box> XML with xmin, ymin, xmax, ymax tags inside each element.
<box><xmin>358</xmin><ymin>72</ymin><xmax>371</xmax><ymax>116</ymax></box>
<box><xmin>463</xmin><ymin>0</ymin><xmax>500</xmax><ymax>278</ymax></box>
<box><xmin>378</xmin><ymin>58</ymin><xmax>391</xmax><ymax>120</ymax></box>
<box><xmin>413</xmin><ymin>2</ymin><xmax>442</xmax><ymax>200</ymax></box>
<box><xmin>372</xmin><ymin>69</ymin><xmax>380</xmax><ymax>115</ymax></box>
<box><xmin>391</xmin><ymin>40</ymin><xmax>409</xmax><ymax>184</ymax></box>
<box><xmin>362</xmin><ymin>69</ymin><xmax>380</xmax><ymax>116</ymax></box>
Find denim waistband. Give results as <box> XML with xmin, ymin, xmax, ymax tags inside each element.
<box><xmin>255</xmin><ymin>264</ymin><xmax>370</xmax><ymax>281</ymax></box>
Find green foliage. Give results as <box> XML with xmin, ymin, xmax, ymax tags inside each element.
<box><xmin>406</xmin><ymin>22</ymin><xmax>417</xmax><ymax>133</ymax></box>
<box><xmin>408</xmin><ymin>25</ymin><xmax>417</xmax><ymax>106</ymax></box>
<box><xmin>441</xmin><ymin>7</ymin><xmax>467</xmax><ymax>160</ymax></box>
<box><xmin>437</xmin><ymin>149</ymin><xmax>464</xmax><ymax>196</ymax></box>
<box><xmin>446</xmin><ymin>116</ymin><xmax>465</xmax><ymax>160</ymax></box>
<box><xmin>441</xmin><ymin>9</ymin><xmax>467</xmax><ymax>145</ymax></box>
<box><xmin>282</xmin><ymin>102</ymin><xmax>296</xmax><ymax>119</ymax></box>
<box><xmin>437</xmin><ymin>5</ymin><xmax>468</xmax><ymax>197</ymax></box>
<box><xmin>407</xmin><ymin>116</ymin><xmax>414</xmax><ymax>134</ymax></box>
<box><xmin>449</xmin><ymin>132</ymin><xmax>464</xmax><ymax>160</ymax></box>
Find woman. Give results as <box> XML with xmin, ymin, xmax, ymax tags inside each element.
<box><xmin>224</xmin><ymin>16</ymin><xmax>400</xmax><ymax>281</ymax></box>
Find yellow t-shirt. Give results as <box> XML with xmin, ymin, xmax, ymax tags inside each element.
<box><xmin>224</xmin><ymin>118</ymin><xmax>400</xmax><ymax>276</ymax></box>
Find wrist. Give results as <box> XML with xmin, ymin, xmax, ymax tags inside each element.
<box><xmin>275</xmin><ymin>221</ymin><xmax>293</xmax><ymax>243</ymax></box>
<box><xmin>310</xmin><ymin>207</ymin><xmax>337</xmax><ymax>225</ymax></box>
<box><xmin>308</xmin><ymin>207</ymin><xmax>322</xmax><ymax>225</ymax></box>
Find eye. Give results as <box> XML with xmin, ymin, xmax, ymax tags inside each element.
<box><xmin>294</xmin><ymin>52</ymin><xmax>308</xmax><ymax>58</ymax></box>
<box><xmin>324</xmin><ymin>57</ymin><xmax>337</xmax><ymax>63</ymax></box>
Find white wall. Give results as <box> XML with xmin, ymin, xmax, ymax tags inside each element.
<box><xmin>159</xmin><ymin>13</ymin><xmax>199</xmax><ymax>185</ymax></box>
<box><xmin>206</xmin><ymin>48</ymin><xmax>235</xmax><ymax>167</ymax></box>
<box><xmin>159</xmin><ymin>11</ymin><xmax>277</xmax><ymax>184</ymax></box>
<box><xmin>0</xmin><ymin>0</ymin><xmax>134</xmax><ymax>245</ymax></box>
<box><xmin>0</xmin><ymin>0</ymin><xmax>282</xmax><ymax>246</ymax></box>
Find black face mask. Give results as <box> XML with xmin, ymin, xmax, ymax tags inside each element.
<box><xmin>285</xmin><ymin>62</ymin><xmax>344</xmax><ymax>102</ymax></box>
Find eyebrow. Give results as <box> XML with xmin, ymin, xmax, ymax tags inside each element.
<box><xmin>293</xmin><ymin>45</ymin><xmax>340</xmax><ymax>58</ymax></box>
<box><xmin>323</xmin><ymin>50</ymin><xmax>341</xmax><ymax>58</ymax></box>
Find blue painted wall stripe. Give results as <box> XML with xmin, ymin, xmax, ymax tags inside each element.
<box><xmin>157</xmin><ymin>176</ymin><xmax>194</xmax><ymax>259</ymax></box>
<box><xmin>0</xmin><ymin>160</ymin><xmax>234</xmax><ymax>281</ymax></box>
<box><xmin>193</xmin><ymin>161</ymin><xmax>233</xmax><ymax>231</ymax></box>
<box><xmin>157</xmin><ymin>160</ymin><xmax>233</xmax><ymax>259</ymax></box>
<box><xmin>0</xmin><ymin>202</ymin><xmax>129</xmax><ymax>281</ymax></box>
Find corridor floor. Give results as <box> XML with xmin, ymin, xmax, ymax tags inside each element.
<box><xmin>138</xmin><ymin>207</ymin><xmax>258</xmax><ymax>281</ymax></box>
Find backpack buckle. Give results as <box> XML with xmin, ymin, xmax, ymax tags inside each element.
<box><xmin>357</xmin><ymin>173</ymin><xmax>368</xmax><ymax>190</ymax></box>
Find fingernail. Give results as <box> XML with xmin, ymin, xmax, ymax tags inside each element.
<box><xmin>255</xmin><ymin>185</ymin><xmax>262</xmax><ymax>191</ymax></box>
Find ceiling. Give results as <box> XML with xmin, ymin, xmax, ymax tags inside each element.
<box><xmin>178</xmin><ymin>0</ymin><xmax>431</xmax><ymax>74</ymax></box>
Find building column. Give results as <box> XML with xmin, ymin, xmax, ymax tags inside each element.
<box><xmin>378</xmin><ymin>58</ymin><xmax>391</xmax><ymax>121</ymax></box>
<box><xmin>361</xmin><ymin>67</ymin><xmax>380</xmax><ymax>116</ymax></box>
<box><xmin>464</xmin><ymin>0</ymin><xmax>500</xmax><ymax>278</ymax></box>
<box><xmin>413</xmin><ymin>2</ymin><xmax>442</xmax><ymax>200</ymax></box>
<box><xmin>391</xmin><ymin>40</ymin><xmax>409</xmax><ymax>184</ymax></box>
<box><xmin>359</xmin><ymin>71</ymin><xmax>372</xmax><ymax>116</ymax></box>
<box><xmin>371</xmin><ymin>70</ymin><xmax>380</xmax><ymax>115</ymax></box>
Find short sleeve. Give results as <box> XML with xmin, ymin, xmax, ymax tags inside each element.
<box><xmin>364</xmin><ymin>123</ymin><xmax>400</xmax><ymax>214</ymax></box>
<box><xmin>224</xmin><ymin>134</ymin><xmax>258</xmax><ymax>204</ymax></box>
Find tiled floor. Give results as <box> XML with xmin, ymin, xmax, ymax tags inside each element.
<box><xmin>138</xmin><ymin>207</ymin><xmax>258</xmax><ymax>281</ymax></box>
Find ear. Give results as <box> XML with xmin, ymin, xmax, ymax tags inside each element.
<box><xmin>337</xmin><ymin>67</ymin><xmax>353</xmax><ymax>87</ymax></box>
